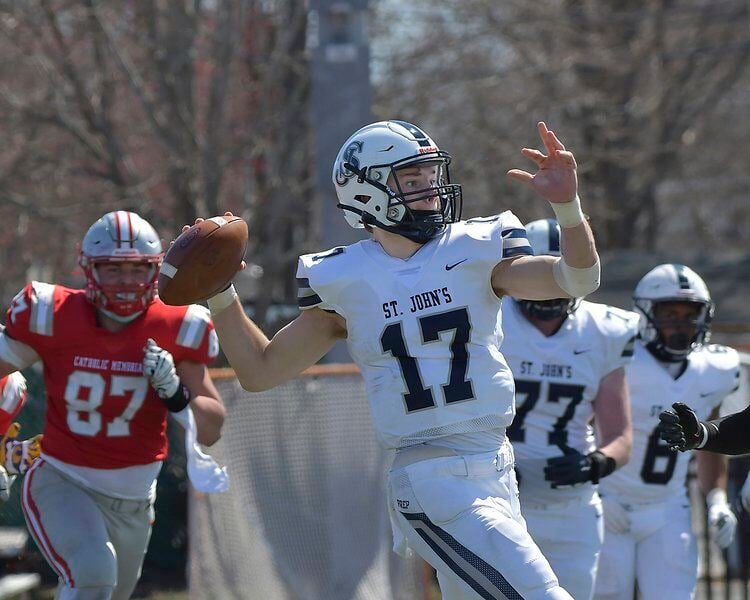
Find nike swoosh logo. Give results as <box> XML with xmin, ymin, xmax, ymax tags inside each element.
<box><xmin>700</xmin><ymin>391</ymin><xmax>718</xmax><ymax>398</ymax></box>
<box><xmin>445</xmin><ymin>259</ymin><xmax>468</xmax><ymax>271</ymax></box>
<box><xmin>573</xmin><ymin>349</ymin><xmax>590</xmax><ymax>355</ymax></box>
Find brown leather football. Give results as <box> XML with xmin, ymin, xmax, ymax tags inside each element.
<box><xmin>158</xmin><ymin>215</ymin><xmax>248</xmax><ymax>306</ymax></box>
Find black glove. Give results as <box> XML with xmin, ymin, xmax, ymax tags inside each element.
<box><xmin>658</xmin><ymin>402</ymin><xmax>704</xmax><ymax>452</ymax></box>
<box><xmin>544</xmin><ymin>450</ymin><xmax>615</xmax><ymax>487</ymax></box>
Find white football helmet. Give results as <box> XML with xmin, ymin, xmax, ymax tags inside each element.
<box><xmin>332</xmin><ymin>120</ymin><xmax>462</xmax><ymax>244</ymax></box>
<box><xmin>633</xmin><ymin>263</ymin><xmax>714</xmax><ymax>361</ymax></box>
<box><xmin>516</xmin><ymin>218</ymin><xmax>577</xmax><ymax>321</ymax></box>
<box><xmin>79</xmin><ymin>211</ymin><xmax>163</xmax><ymax>321</ymax></box>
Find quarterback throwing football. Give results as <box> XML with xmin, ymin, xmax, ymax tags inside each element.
<box><xmin>206</xmin><ymin>121</ymin><xmax>600</xmax><ymax>598</ymax></box>
<box><xmin>0</xmin><ymin>211</ymin><xmax>225</xmax><ymax>600</ymax></box>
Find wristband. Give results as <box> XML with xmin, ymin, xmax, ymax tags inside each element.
<box><xmin>207</xmin><ymin>284</ymin><xmax>238</xmax><ymax>316</ymax></box>
<box><xmin>696</xmin><ymin>422</ymin><xmax>710</xmax><ymax>449</ymax></box>
<box><xmin>588</xmin><ymin>450</ymin><xmax>617</xmax><ymax>484</ymax></box>
<box><xmin>163</xmin><ymin>383</ymin><xmax>191</xmax><ymax>413</ymax></box>
<box><xmin>549</xmin><ymin>195</ymin><xmax>585</xmax><ymax>228</ymax></box>
<box><xmin>552</xmin><ymin>257</ymin><xmax>601</xmax><ymax>297</ymax></box>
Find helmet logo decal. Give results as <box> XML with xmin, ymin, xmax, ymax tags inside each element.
<box><xmin>335</xmin><ymin>140</ymin><xmax>363</xmax><ymax>186</ymax></box>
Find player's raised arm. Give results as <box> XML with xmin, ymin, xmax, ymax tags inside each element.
<box><xmin>493</xmin><ymin>122</ymin><xmax>599</xmax><ymax>299</ymax></box>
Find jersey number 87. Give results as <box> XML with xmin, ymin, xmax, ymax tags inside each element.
<box><xmin>65</xmin><ymin>370</ymin><xmax>148</xmax><ymax>437</ymax></box>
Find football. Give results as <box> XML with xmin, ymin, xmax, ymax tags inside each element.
<box><xmin>158</xmin><ymin>215</ymin><xmax>248</xmax><ymax>306</ymax></box>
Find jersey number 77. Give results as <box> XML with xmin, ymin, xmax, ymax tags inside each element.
<box><xmin>508</xmin><ymin>379</ymin><xmax>585</xmax><ymax>451</ymax></box>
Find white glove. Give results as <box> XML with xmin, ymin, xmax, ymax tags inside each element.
<box><xmin>143</xmin><ymin>338</ymin><xmax>180</xmax><ymax>399</ymax></box>
<box><xmin>601</xmin><ymin>495</ymin><xmax>631</xmax><ymax>534</ymax></box>
<box><xmin>707</xmin><ymin>488</ymin><xmax>737</xmax><ymax>549</ymax></box>
<box><xmin>740</xmin><ymin>472</ymin><xmax>750</xmax><ymax>513</ymax></box>
<box><xmin>0</xmin><ymin>465</ymin><xmax>15</xmax><ymax>502</ymax></box>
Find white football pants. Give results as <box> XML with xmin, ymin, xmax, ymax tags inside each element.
<box><xmin>521</xmin><ymin>491</ymin><xmax>604</xmax><ymax>600</ymax></box>
<box><xmin>389</xmin><ymin>442</ymin><xmax>572</xmax><ymax>599</ymax></box>
<box><xmin>593</xmin><ymin>498</ymin><xmax>696</xmax><ymax>600</ymax></box>
<box><xmin>21</xmin><ymin>459</ymin><xmax>153</xmax><ymax>600</ymax></box>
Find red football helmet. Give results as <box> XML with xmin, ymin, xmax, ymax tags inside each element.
<box><xmin>78</xmin><ymin>211</ymin><xmax>163</xmax><ymax>321</ymax></box>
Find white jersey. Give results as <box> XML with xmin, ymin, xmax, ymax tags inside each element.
<box><xmin>600</xmin><ymin>342</ymin><xmax>740</xmax><ymax>505</ymax></box>
<box><xmin>296</xmin><ymin>212</ymin><xmax>533</xmax><ymax>450</ymax></box>
<box><xmin>501</xmin><ymin>298</ymin><xmax>638</xmax><ymax>502</ymax></box>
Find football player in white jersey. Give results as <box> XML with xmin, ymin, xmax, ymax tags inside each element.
<box><xmin>594</xmin><ymin>264</ymin><xmax>740</xmax><ymax>600</ymax></box>
<box><xmin>205</xmin><ymin>120</ymin><xmax>601</xmax><ymax>598</ymax></box>
<box><xmin>498</xmin><ymin>218</ymin><xmax>637</xmax><ymax>600</ymax></box>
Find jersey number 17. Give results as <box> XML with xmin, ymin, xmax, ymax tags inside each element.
<box><xmin>381</xmin><ymin>308</ymin><xmax>475</xmax><ymax>413</ymax></box>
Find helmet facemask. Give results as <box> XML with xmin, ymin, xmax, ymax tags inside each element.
<box><xmin>344</xmin><ymin>153</ymin><xmax>462</xmax><ymax>244</ymax></box>
<box><xmin>517</xmin><ymin>298</ymin><xmax>578</xmax><ymax>321</ymax></box>
<box><xmin>82</xmin><ymin>258</ymin><xmax>161</xmax><ymax>322</ymax></box>
<box><xmin>635</xmin><ymin>299</ymin><xmax>714</xmax><ymax>362</ymax></box>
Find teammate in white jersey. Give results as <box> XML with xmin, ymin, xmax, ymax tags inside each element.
<box><xmin>499</xmin><ymin>218</ymin><xmax>636</xmax><ymax>600</ymax></box>
<box><xmin>204</xmin><ymin>120</ymin><xmax>601</xmax><ymax>598</ymax></box>
<box><xmin>594</xmin><ymin>264</ymin><xmax>739</xmax><ymax>600</ymax></box>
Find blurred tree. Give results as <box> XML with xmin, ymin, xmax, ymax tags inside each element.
<box><xmin>0</xmin><ymin>0</ymin><xmax>312</xmax><ymax>330</ymax></box>
<box><xmin>372</xmin><ymin>0</ymin><xmax>750</xmax><ymax>254</ymax></box>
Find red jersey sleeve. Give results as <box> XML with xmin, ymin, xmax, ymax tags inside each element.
<box><xmin>0</xmin><ymin>372</ymin><xmax>28</xmax><ymax>434</ymax></box>
<box><xmin>4</xmin><ymin>282</ymin><xmax>59</xmax><ymax>355</ymax></box>
<box><xmin>166</xmin><ymin>304</ymin><xmax>219</xmax><ymax>366</ymax></box>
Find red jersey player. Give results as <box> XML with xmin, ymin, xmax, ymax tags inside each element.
<box><xmin>0</xmin><ymin>211</ymin><xmax>225</xmax><ymax>600</ymax></box>
<box><xmin>0</xmin><ymin>371</ymin><xmax>41</xmax><ymax>502</ymax></box>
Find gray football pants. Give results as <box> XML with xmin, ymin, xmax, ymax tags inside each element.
<box><xmin>21</xmin><ymin>459</ymin><xmax>153</xmax><ymax>600</ymax></box>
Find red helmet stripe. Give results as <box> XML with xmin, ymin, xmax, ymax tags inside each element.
<box><xmin>125</xmin><ymin>211</ymin><xmax>134</xmax><ymax>248</ymax></box>
<box><xmin>114</xmin><ymin>211</ymin><xmax>122</xmax><ymax>247</ymax></box>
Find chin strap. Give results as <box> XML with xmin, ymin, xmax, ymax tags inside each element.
<box><xmin>645</xmin><ymin>340</ymin><xmax>689</xmax><ymax>363</ymax></box>
<box><xmin>365</xmin><ymin>213</ymin><xmax>445</xmax><ymax>245</ymax></box>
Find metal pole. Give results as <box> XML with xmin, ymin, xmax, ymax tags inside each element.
<box><xmin>309</xmin><ymin>0</ymin><xmax>371</xmax><ymax>362</ymax></box>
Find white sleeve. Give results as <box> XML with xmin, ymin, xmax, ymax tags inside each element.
<box><xmin>296</xmin><ymin>255</ymin><xmax>338</xmax><ymax>313</ymax></box>
<box><xmin>496</xmin><ymin>211</ymin><xmax>534</xmax><ymax>260</ymax></box>
<box><xmin>0</xmin><ymin>329</ymin><xmax>40</xmax><ymax>370</ymax></box>
<box><xmin>598</xmin><ymin>306</ymin><xmax>639</xmax><ymax>374</ymax></box>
